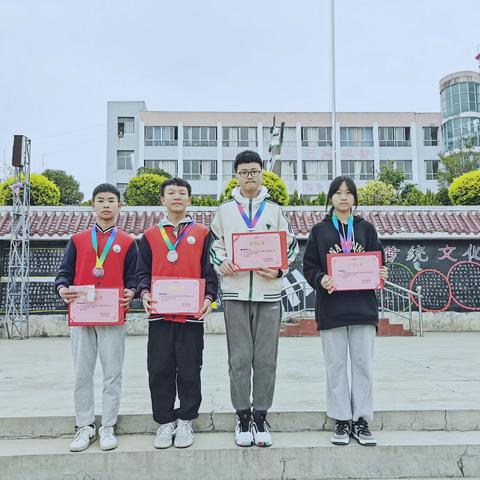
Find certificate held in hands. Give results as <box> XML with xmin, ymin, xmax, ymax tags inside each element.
<box><xmin>150</xmin><ymin>277</ymin><xmax>205</xmax><ymax>317</ymax></box>
<box><xmin>327</xmin><ymin>251</ymin><xmax>384</xmax><ymax>292</ymax></box>
<box><xmin>232</xmin><ymin>231</ymin><xmax>288</xmax><ymax>272</ymax></box>
<box><xmin>68</xmin><ymin>287</ymin><xmax>124</xmax><ymax>326</ymax></box>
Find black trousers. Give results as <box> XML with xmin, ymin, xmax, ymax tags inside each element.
<box><xmin>147</xmin><ymin>320</ymin><xmax>204</xmax><ymax>424</ymax></box>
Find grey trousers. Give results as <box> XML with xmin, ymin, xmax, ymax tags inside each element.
<box><xmin>223</xmin><ymin>300</ymin><xmax>282</xmax><ymax>411</ymax></box>
<box><xmin>321</xmin><ymin>324</ymin><xmax>375</xmax><ymax>422</ymax></box>
<box><xmin>70</xmin><ymin>325</ymin><xmax>126</xmax><ymax>427</ymax></box>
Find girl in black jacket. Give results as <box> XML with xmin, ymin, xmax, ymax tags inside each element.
<box><xmin>303</xmin><ymin>176</ymin><xmax>388</xmax><ymax>447</ymax></box>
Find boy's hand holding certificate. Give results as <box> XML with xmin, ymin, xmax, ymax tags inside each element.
<box><xmin>232</xmin><ymin>231</ymin><xmax>288</xmax><ymax>272</ymax></box>
<box><xmin>68</xmin><ymin>287</ymin><xmax>125</xmax><ymax>326</ymax></box>
<box><xmin>150</xmin><ymin>277</ymin><xmax>205</xmax><ymax>318</ymax></box>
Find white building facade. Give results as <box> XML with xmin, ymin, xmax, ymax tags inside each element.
<box><xmin>107</xmin><ymin>102</ymin><xmax>442</xmax><ymax>199</ymax></box>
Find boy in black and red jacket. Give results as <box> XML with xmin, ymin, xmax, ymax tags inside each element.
<box><xmin>55</xmin><ymin>183</ymin><xmax>137</xmax><ymax>452</ymax></box>
<box><xmin>136</xmin><ymin>177</ymin><xmax>218</xmax><ymax>449</ymax></box>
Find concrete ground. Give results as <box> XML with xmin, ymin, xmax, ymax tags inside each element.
<box><xmin>1</xmin><ymin>332</ymin><xmax>479</xmax><ymax>418</ymax></box>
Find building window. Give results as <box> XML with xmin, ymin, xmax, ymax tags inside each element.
<box><xmin>183</xmin><ymin>127</ymin><xmax>217</xmax><ymax>146</ymax></box>
<box><xmin>118</xmin><ymin>117</ymin><xmax>134</xmax><ymax>137</ymax></box>
<box><xmin>276</xmin><ymin>161</ymin><xmax>297</xmax><ymax>181</ymax></box>
<box><xmin>144</xmin><ymin>126</ymin><xmax>177</xmax><ymax>146</ymax></box>
<box><xmin>340</xmin><ymin>127</ymin><xmax>374</xmax><ymax>147</ymax></box>
<box><xmin>441</xmin><ymin>82</ymin><xmax>480</xmax><ymax>118</ymax></box>
<box><xmin>183</xmin><ymin>160</ymin><xmax>217</xmax><ymax>180</ymax></box>
<box><xmin>117</xmin><ymin>150</ymin><xmax>134</xmax><ymax>170</ymax></box>
<box><xmin>341</xmin><ymin>160</ymin><xmax>374</xmax><ymax>180</ymax></box>
<box><xmin>380</xmin><ymin>160</ymin><xmax>413</xmax><ymax>180</ymax></box>
<box><xmin>222</xmin><ymin>160</ymin><xmax>235</xmax><ymax>180</ymax></box>
<box><xmin>222</xmin><ymin>127</ymin><xmax>257</xmax><ymax>147</ymax></box>
<box><xmin>144</xmin><ymin>160</ymin><xmax>177</xmax><ymax>175</ymax></box>
<box><xmin>378</xmin><ymin>127</ymin><xmax>411</xmax><ymax>147</ymax></box>
<box><xmin>425</xmin><ymin>160</ymin><xmax>439</xmax><ymax>180</ymax></box>
<box><xmin>301</xmin><ymin>127</ymin><xmax>332</xmax><ymax>146</ymax></box>
<box><xmin>423</xmin><ymin>127</ymin><xmax>439</xmax><ymax>146</ymax></box>
<box><xmin>442</xmin><ymin>116</ymin><xmax>480</xmax><ymax>150</ymax></box>
<box><xmin>302</xmin><ymin>160</ymin><xmax>332</xmax><ymax>180</ymax></box>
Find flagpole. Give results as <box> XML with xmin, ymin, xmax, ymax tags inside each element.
<box><xmin>330</xmin><ymin>0</ymin><xmax>337</xmax><ymax>178</ymax></box>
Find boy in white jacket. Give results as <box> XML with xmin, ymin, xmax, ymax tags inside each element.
<box><xmin>210</xmin><ymin>150</ymin><xmax>298</xmax><ymax>447</ymax></box>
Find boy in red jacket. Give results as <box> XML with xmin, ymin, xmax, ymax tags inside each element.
<box><xmin>55</xmin><ymin>183</ymin><xmax>137</xmax><ymax>452</ymax></box>
<box><xmin>136</xmin><ymin>177</ymin><xmax>218</xmax><ymax>449</ymax></box>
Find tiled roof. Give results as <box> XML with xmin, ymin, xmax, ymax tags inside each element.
<box><xmin>0</xmin><ymin>206</ymin><xmax>479</xmax><ymax>240</ymax></box>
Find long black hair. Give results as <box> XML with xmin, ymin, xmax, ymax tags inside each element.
<box><xmin>326</xmin><ymin>175</ymin><xmax>358</xmax><ymax>215</ymax></box>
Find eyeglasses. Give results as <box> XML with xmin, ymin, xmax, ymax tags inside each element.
<box><xmin>237</xmin><ymin>170</ymin><xmax>262</xmax><ymax>178</ymax></box>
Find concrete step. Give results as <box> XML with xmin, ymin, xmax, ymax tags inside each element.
<box><xmin>1</xmin><ymin>431</ymin><xmax>480</xmax><ymax>480</ymax></box>
<box><xmin>1</xmin><ymin>410</ymin><xmax>479</xmax><ymax>439</ymax></box>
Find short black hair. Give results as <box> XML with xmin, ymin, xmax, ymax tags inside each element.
<box><xmin>92</xmin><ymin>183</ymin><xmax>121</xmax><ymax>202</ymax></box>
<box><xmin>326</xmin><ymin>176</ymin><xmax>359</xmax><ymax>214</ymax></box>
<box><xmin>160</xmin><ymin>177</ymin><xmax>192</xmax><ymax>197</ymax></box>
<box><xmin>234</xmin><ymin>150</ymin><xmax>263</xmax><ymax>172</ymax></box>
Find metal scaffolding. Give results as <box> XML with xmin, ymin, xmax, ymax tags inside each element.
<box><xmin>4</xmin><ymin>135</ymin><xmax>31</xmax><ymax>339</ymax></box>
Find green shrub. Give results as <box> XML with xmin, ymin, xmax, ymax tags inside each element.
<box><xmin>124</xmin><ymin>174</ymin><xmax>167</xmax><ymax>206</ymax></box>
<box><xmin>449</xmin><ymin>170</ymin><xmax>480</xmax><ymax>205</ymax></box>
<box><xmin>0</xmin><ymin>173</ymin><xmax>60</xmax><ymax>206</ymax></box>
<box><xmin>358</xmin><ymin>181</ymin><xmax>397</xmax><ymax>206</ymax></box>
<box><xmin>223</xmin><ymin>171</ymin><xmax>289</xmax><ymax>206</ymax></box>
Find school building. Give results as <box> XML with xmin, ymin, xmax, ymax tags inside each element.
<box><xmin>106</xmin><ymin>71</ymin><xmax>480</xmax><ymax>199</ymax></box>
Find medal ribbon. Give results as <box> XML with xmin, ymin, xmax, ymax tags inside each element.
<box><xmin>332</xmin><ymin>214</ymin><xmax>354</xmax><ymax>253</ymax></box>
<box><xmin>158</xmin><ymin>221</ymin><xmax>195</xmax><ymax>252</ymax></box>
<box><xmin>91</xmin><ymin>226</ymin><xmax>118</xmax><ymax>268</ymax></box>
<box><xmin>236</xmin><ymin>200</ymin><xmax>266</xmax><ymax>230</ymax></box>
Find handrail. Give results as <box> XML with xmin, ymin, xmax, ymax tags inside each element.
<box><xmin>280</xmin><ymin>278</ymin><xmax>424</xmax><ymax>337</ymax></box>
<box><xmin>380</xmin><ymin>281</ymin><xmax>423</xmax><ymax>336</ymax></box>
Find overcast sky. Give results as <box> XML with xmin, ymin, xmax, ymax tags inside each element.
<box><xmin>0</xmin><ymin>0</ymin><xmax>479</xmax><ymax>197</ymax></box>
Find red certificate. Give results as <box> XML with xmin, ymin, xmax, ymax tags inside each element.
<box><xmin>232</xmin><ymin>231</ymin><xmax>288</xmax><ymax>272</ymax></box>
<box><xmin>68</xmin><ymin>288</ymin><xmax>124</xmax><ymax>326</ymax></box>
<box><xmin>150</xmin><ymin>277</ymin><xmax>205</xmax><ymax>317</ymax></box>
<box><xmin>327</xmin><ymin>252</ymin><xmax>384</xmax><ymax>291</ymax></box>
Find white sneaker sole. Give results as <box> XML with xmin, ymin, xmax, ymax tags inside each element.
<box><xmin>69</xmin><ymin>434</ymin><xmax>97</xmax><ymax>452</ymax></box>
<box><xmin>100</xmin><ymin>441</ymin><xmax>118</xmax><ymax>451</ymax></box>
<box><xmin>352</xmin><ymin>433</ymin><xmax>377</xmax><ymax>446</ymax></box>
<box><xmin>154</xmin><ymin>441</ymin><xmax>173</xmax><ymax>449</ymax></box>
<box><xmin>174</xmin><ymin>440</ymin><xmax>194</xmax><ymax>448</ymax></box>
<box><xmin>331</xmin><ymin>436</ymin><xmax>350</xmax><ymax>446</ymax></box>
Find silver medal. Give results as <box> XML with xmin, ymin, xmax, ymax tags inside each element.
<box><xmin>92</xmin><ymin>266</ymin><xmax>104</xmax><ymax>278</ymax></box>
<box><xmin>167</xmin><ymin>250</ymin><xmax>179</xmax><ymax>263</ymax></box>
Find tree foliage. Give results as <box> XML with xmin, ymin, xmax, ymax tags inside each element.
<box><xmin>358</xmin><ymin>181</ymin><xmax>397</xmax><ymax>206</ymax></box>
<box><xmin>42</xmin><ymin>169</ymin><xmax>84</xmax><ymax>205</ymax></box>
<box><xmin>124</xmin><ymin>173</ymin><xmax>168</xmax><ymax>206</ymax></box>
<box><xmin>436</xmin><ymin>146</ymin><xmax>480</xmax><ymax>189</ymax></box>
<box><xmin>223</xmin><ymin>171</ymin><xmax>289</xmax><ymax>206</ymax></box>
<box><xmin>0</xmin><ymin>173</ymin><xmax>60</xmax><ymax>206</ymax></box>
<box><xmin>449</xmin><ymin>170</ymin><xmax>480</xmax><ymax>205</ymax></box>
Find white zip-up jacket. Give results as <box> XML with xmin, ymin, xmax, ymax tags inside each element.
<box><xmin>210</xmin><ymin>186</ymin><xmax>299</xmax><ymax>302</ymax></box>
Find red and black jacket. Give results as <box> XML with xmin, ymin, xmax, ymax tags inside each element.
<box><xmin>54</xmin><ymin>224</ymin><xmax>138</xmax><ymax>294</ymax></box>
<box><xmin>136</xmin><ymin>219</ymin><xmax>218</xmax><ymax>323</ymax></box>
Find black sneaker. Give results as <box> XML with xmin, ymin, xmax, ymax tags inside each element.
<box><xmin>352</xmin><ymin>417</ymin><xmax>377</xmax><ymax>446</ymax></box>
<box><xmin>235</xmin><ymin>409</ymin><xmax>253</xmax><ymax>447</ymax></box>
<box><xmin>331</xmin><ymin>420</ymin><xmax>351</xmax><ymax>445</ymax></box>
<box><xmin>252</xmin><ymin>410</ymin><xmax>272</xmax><ymax>447</ymax></box>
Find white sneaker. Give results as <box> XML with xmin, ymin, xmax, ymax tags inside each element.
<box><xmin>69</xmin><ymin>425</ymin><xmax>97</xmax><ymax>452</ymax></box>
<box><xmin>235</xmin><ymin>410</ymin><xmax>254</xmax><ymax>447</ymax></box>
<box><xmin>252</xmin><ymin>411</ymin><xmax>272</xmax><ymax>447</ymax></box>
<box><xmin>99</xmin><ymin>425</ymin><xmax>118</xmax><ymax>451</ymax></box>
<box><xmin>154</xmin><ymin>421</ymin><xmax>176</xmax><ymax>449</ymax></box>
<box><xmin>174</xmin><ymin>419</ymin><xmax>194</xmax><ymax>448</ymax></box>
